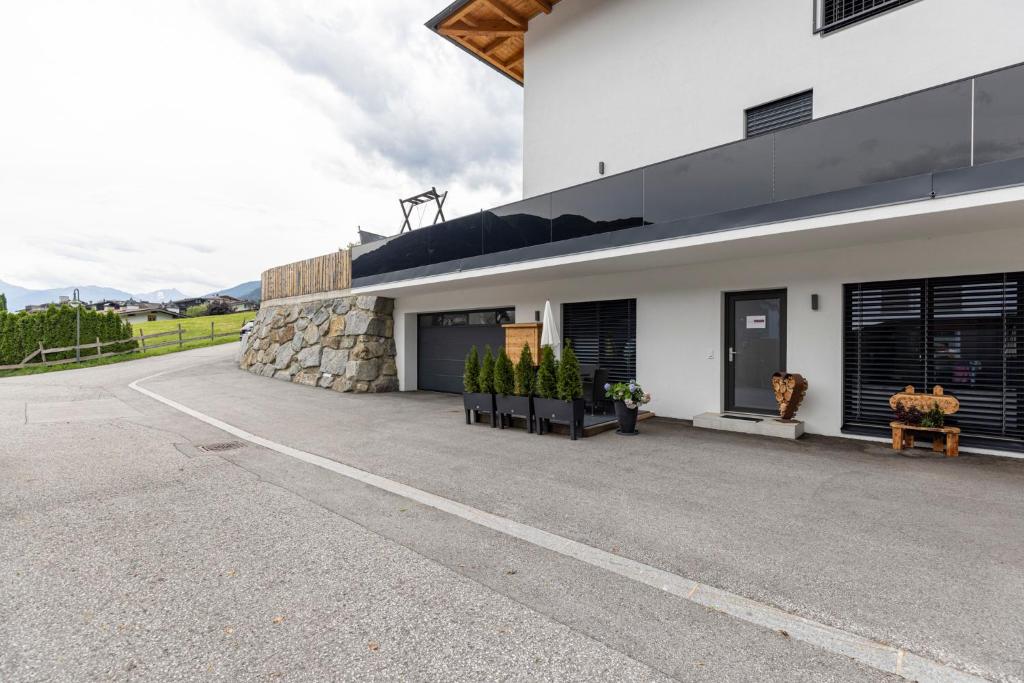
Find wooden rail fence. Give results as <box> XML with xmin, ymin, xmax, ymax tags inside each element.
<box><xmin>261</xmin><ymin>249</ymin><xmax>352</xmax><ymax>301</ymax></box>
<box><xmin>0</xmin><ymin>323</ymin><xmax>244</xmax><ymax>371</ymax></box>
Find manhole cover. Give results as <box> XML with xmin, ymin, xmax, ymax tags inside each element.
<box><xmin>197</xmin><ymin>441</ymin><xmax>246</xmax><ymax>453</ymax></box>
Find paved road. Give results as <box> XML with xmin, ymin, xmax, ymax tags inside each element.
<box><xmin>1</xmin><ymin>344</ymin><xmax>1021</xmax><ymax>682</ymax></box>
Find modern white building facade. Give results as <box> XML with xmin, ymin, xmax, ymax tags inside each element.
<box><xmin>350</xmin><ymin>0</ymin><xmax>1024</xmax><ymax>455</ymax></box>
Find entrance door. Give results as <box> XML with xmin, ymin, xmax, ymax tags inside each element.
<box><xmin>725</xmin><ymin>290</ymin><xmax>787</xmax><ymax>414</ymax></box>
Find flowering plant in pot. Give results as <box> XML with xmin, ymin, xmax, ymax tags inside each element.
<box><xmin>494</xmin><ymin>345</ymin><xmax>535</xmax><ymax>432</ymax></box>
<box><xmin>533</xmin><ymin>341</ymin><xmax>586</xmax><ymax>440</ymax></box>
<box><xmin>604</xmin><ymin>380</ymin><xmax>651</xmax><ymax>435</ymax></box>
<box><xmin>462</xmin><ymin>345</ymin><xmax>497</xmax><ymax>428</ymax></box>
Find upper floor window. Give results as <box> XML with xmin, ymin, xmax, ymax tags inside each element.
<box><xmin>817</xmin><ymin>0</ymin><xmax>920</xmax><ymax>33</ymax></box>
<box><xmin>745</xmin><ymin>91</ymin><xmax>813</xmax><ymax>137</ymax></box>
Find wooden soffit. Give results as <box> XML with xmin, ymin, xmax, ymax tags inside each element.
<box><xmin>428</xmin><ymin>0</ymin><xmax>561</xmax><ymax>84</ymax></box>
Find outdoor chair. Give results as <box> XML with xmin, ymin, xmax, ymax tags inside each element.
<box><xmin>580</xmin><ymin>365</ymin><xmax>609</xmax><ymax>415</ymax></box>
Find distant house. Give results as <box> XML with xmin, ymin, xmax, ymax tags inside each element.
<box><xmin>116</xmin><ymin>307</ymin><xmax>183</xmax><ymax>325</ymax></box>
<box><xmin>23</xmin><ymin>298</ymin><xmax>86</xmax><ymax>313</ymax></box>
<box><xmin>90</xmin><ymin>299</ymin><xmax>126</xmax><ymax>312</ymax></box>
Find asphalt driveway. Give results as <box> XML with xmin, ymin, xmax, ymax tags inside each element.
<box><xmin>2</xmin><ymin>343</ymin><xmax>1022</xmax><ymax>681</ymax></box>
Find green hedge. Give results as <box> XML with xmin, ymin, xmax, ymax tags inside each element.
<box><xmin>0</xmin><ymin>306</ymin><xmax>137</xmax><ymax>365</ymax></box>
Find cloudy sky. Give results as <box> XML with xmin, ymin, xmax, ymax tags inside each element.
<box><xmin>0</xmin><ymin>0</ymin><xmax>523</xmax><ymax>295</ymax></box>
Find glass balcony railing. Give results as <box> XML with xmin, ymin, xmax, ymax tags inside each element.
<box><xmin>352</xmin><ymin>62</ymin><xmax>1024</xmax><ymax>284</ymax></box>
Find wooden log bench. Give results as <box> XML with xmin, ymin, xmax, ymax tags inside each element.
<box><xmin>888</xmin><ymin>385</ymin><xmax>960</xmax><ymax>457</ymax></box>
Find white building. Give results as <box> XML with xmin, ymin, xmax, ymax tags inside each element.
<box><xmin>348</xmin><ymin>0</ymin><xmax>1024</xmax><ymax>455</ymax></box>
<box><xmin>117</xmin><ymin>308</ymin><xmax>182</xmax><ymax>325</ymax></box>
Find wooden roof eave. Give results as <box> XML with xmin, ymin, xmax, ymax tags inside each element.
<box><xmin>426</xmin><ymin>0</ymin><xmax>558</xmax><ymax>85</ymax></box>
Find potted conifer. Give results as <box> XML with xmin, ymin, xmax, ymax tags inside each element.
<box><xmin>535</xmin><ymin>341</ymin><xmax>586</xmax><ymax>440</ymax></box>
<box><xmin>463</xmin><ymin>345</ymin><xmax>497</xmax><ymax>427</ymax></box>
<box><xmin>495</xmin><ymin>344</ymin><xmax>535</xmax><ymax>432</ymax></box>
<box><xmin>475</xmin><ymin>345</ymin><xmax>497</xmax><ymax>428</ymax></box>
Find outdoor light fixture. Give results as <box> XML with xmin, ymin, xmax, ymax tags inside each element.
<box><xmin>811</xmin><ymin>293</ymin><xmax>820</xmax><ymax>311</ymax></box>
<box><xmin>535</xmin><ymin>310</ymin><xmax>541</xmax><ymax>322</ymax></box>
<box><xmin>598</xmin><ymin>161</ymin><xmax>605</xmax><ymax>175</ymax></box>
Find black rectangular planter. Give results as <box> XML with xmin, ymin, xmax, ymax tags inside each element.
<box><xmin>534</xmin><ymin>397</ymin><xmax>586</xmax><ymax>440</ymax></box>
<box><xmin>463</xmin><ymin>392</ymin><xmax>497</xmax><ymax>428</ymax></box>
<box><xmin>495</xmin><ymin>394</ymin><xmax>534</xmax><ymax>433</ymax></box>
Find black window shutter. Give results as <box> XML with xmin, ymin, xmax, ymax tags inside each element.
<box><xmin>562</xmin><ymin>299</ymin><xmax>637</xmax><ymax>384</ymax></box>
<box><xmin>745</xmin><ymin>91</ymin><xmax>813</xmax><ymax>138</ymax></box>
<box><xmin>843</xmin><ymin>272</ymin><xmax>1024</xmax><ymax>452</ymax></box>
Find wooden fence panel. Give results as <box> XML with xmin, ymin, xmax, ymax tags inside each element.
<box><xmin>261</xmin><ymin>250</ymin><xmax>351</xmax><ymax>301</ymax></box>
<box><xmin>0</xmin><ymin>325</ymin><xmax>247</xmax><ymax>371</ymax></box>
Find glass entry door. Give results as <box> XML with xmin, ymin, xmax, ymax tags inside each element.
<box><xmin>725</xmin><ymin>290</ymin><xmax>787</xmax><ymax>414</ymax></box>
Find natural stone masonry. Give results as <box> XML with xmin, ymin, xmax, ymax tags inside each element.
<box><xmin>239</xmin><ymin>295</ymin><xmax>397</xmax><ymax>393</ymax></box>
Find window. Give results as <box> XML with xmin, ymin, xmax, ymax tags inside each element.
<box><xmin>147</xmin><ymin>312</ymin><xmax>157</xmax><ymax>322</ymax></box>
<box><xmin>745</xmin><ymin>91</ymin><xmax>813</xmax><ymax>138</ymax></box>
<box><xmin>818</xmin><ymin>0</ymin><xmax>920</xmax><ymax>33</ymax></box>
<box><xmin>562</xmin><ymin>299</ymin><xmax>637</xmax><ymax>384</ymax></box>
<box><xmin>843</xmin><ymin>272</ymin><xmax>1024</xmax><ymax>451</ymax></box>
<box><xmin>418</xmin><ymin>308</ymin><xmax>514</xmax><ymax>328</ymax></box>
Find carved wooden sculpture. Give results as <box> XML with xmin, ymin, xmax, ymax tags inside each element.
<box><xmin>771</xmin><ymin>372</ymin><xmax>808</xmax><ymax>421</ymax></box>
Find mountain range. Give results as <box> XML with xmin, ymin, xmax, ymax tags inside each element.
<box><xmin>0</xmin><ymin>279</ymin><xmax>260</xmax><ymax>312</ymax></box>
<box><xmin>205</xmin><ymin>280</ymin><xmax>260</xmax><ymax>302</ymax></box>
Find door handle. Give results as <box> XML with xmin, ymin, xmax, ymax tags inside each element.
<box><xmin>728</xmin><ymin>347</ymin><xmax>736</xmax><ymax>362</ymax></box>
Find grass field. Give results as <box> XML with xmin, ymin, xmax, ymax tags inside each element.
<box><xmin>0</xmin><ymin>311</ymin><xmax>257</xmax><ymax>378</ymax></box>
<box><xmin>132</xmin><ymin>311</ymin><xmax>255</xmax><ymax>338</ymax></box>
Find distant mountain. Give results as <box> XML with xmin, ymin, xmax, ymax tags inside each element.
<box><xmin>205</xmin><ymin>280</ymin><xmax>260</xmax><ymax>302</ymax></box>
<box><xmin>0</xmin><ymin>280</ymin><xmax>134</xmax><ymax>312</ymax></box>
<box><xmin>135</xmin><ymin>289</ymin><xmax>187</xmax><ymax>303</ymax></box>
<box><xmin>0</xmin><ymin>280</ymin><xmax>200</xmax><ymax>312</ymax></box>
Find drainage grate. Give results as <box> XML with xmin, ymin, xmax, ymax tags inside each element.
<box><xmin>721</xmin><ymin>414</ymin><xmax>763</xmax><ymax>423</ymax></box>
<box><xmin>197</xmin><ymin>441</ymin><xmax>246</xmax><ymax>453</ymax></box>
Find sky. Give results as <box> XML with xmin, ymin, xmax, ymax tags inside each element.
<box><xmin>0</xmin><ymin>0</ymin><xmax>523</xmax><ymax>296</ymax></box>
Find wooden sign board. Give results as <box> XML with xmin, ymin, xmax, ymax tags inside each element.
<box><xmin>503</xmin><ymin>323</ymin><xmax>542</xmax><ymax>365</ymax></box>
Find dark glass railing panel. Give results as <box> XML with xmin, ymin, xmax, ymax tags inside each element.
<box><xmin>352</xmin><ymin>63</ymin><xmax>1024</xmax><ymax>284</ymax></box>
<box><xmin>773</xmin><ymin>81</ymin><xmax>972</xmax><ymax>201</ymax></box>
<box><xmin>975</xmin><ymin>63</ymin><xmax>1024</xmax><ymax>166</ymax></box>
<box><xmin>483</xmin><ymin>195</ymin><xmax>552</xmax><ymax>253</ymax></box>
<box><xmin>427</xmin><ymin>212</ymin><xmax>482</xmax><ymax>264</ymax></box>
<box><xmin>551</xmin><ymin>169</ymin><xmax>644</xmax><ymax>242</ymax></box>
<box><xmin>351</xmin><ymin>228</ymin><xmax>430</xmax><ymax>279</ymax></box>
<box><xmin>644</xmin><ymin>136</ymin><xmax>774</xmax><ymax>224</ymax></box>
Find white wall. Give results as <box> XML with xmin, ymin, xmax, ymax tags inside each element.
<box><xmin>523</xmin><ymin>0</ymin><xmax>1024</xmax><ymax>196</ymax></box>
<box><xmin>393</xmin><ymin>224</ymin><xmax>1024</xmax><ymax>446</ymax></box>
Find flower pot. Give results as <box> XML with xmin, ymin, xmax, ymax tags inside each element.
<box><xmin>613</xmin><ymin>400</ymin><xmax>639</xmax><ymax>435</ymax></box>
<box><xmin>495</xmin><ymin>394</ymin><xmax>534</xmax><ymax>433</ymax></box>
<box><xmin>534</xmin><ymin>397</ymin><xmax>586</xmax><ymax>440</ymax></box>
<box><xmin>463</xmin><ymin>392</ymin><xmax>497</xmax><ymax>428</ymax></box>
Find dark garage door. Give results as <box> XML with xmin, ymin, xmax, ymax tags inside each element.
<box><xmin>417</xmin><ymin>308</ymin><xmax>514</xmax><ymax>393</ymax></box>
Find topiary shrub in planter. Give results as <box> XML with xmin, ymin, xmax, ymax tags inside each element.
<box><xmin>463</xmin><ymin>345</ymin><xmax>497</xmax><ymax>427</ymax></box>
<box><xmin>470</xmin><ymin>345</ymin><xmax>498</xmax><ymax>428</ymax></box>
<box><xmin>535</xmin><ymin>340</ymin><xmax>586</xmax><ymax>440</ymax></box>
<box><xmin>495</xmin><ymin>344</ymin><xmax>535</xmax><ymax>432</ymax></box>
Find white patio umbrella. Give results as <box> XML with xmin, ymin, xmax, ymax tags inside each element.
<box><xmin>539</xmin><ymin>300</ymin><xmax>561</xmax><ymax>358</ymax></box>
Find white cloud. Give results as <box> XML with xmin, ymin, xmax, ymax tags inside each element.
<box><xmin>0</xmin><ymin>0</ymin><xmax>522</xmax><ymax>295</ymax></box>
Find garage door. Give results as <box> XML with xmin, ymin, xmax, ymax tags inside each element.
<box><xmin>417</xmin><ymin>308</ymin><xmax>514</xmax><ymax>393</ymax></box>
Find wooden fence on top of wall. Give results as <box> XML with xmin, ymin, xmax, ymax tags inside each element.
<box><xmin>261</xmin><ymin>249</ymin><xmax>352</xmax><ymax>301</ymax></box>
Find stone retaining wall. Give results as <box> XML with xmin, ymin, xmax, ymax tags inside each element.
<box><xmin>239</xmin><ymin>295</ymin><xmax>397</xmax><ymax>393</ymax></box>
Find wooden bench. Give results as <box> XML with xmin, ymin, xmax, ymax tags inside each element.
<box><xmin>889</xmin><ymin>385</ymin><xmax>960</xmax><ymax>457</ymax></box>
